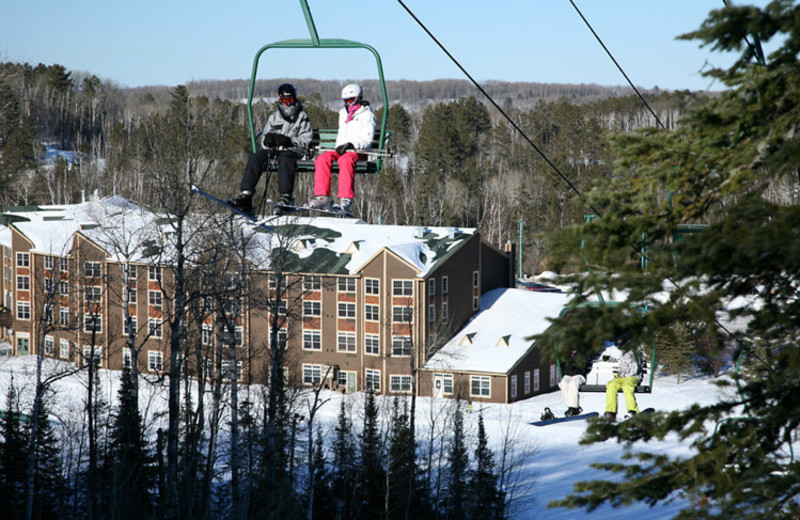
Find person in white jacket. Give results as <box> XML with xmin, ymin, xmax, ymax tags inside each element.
<box><xmin>604</xmin><ymin>348</ymin><xmax>642</xmax><ymax>420</ymax></box>
<box><xmin>306</xmin><ymin>83</ymin><xmax>376</xmax><ymax>215</ymax></box>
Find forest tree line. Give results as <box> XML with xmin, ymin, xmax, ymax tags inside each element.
<box><xmin>0</xmin><ymin>62</ymin><xmax>712</xmax><ymax>275</ymax></box>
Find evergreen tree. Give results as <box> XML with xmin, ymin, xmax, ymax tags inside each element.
<box><xmin>28</xmin><ymin>394</ymin><xmax>64</xmax><ymax>520</ymax></box>
<box><xmin>538</xmin><ymin>2</ymin><xmax>800</xmax><ymax>518</ymax></box>
<box><xmin>357</xmin><ymin>391</ymin><xmax>385</xmax><ymax>520</ymax></box>
<box><xmin>309</xmin><ymin>428</ymin><xmax>334</xmax><ymax>520</ymax></box>
<box><xmin>0</xmin><ymin>381</ymin><xmax>28</xmax><ymax>520</ymax></box>
<box><xmin>107</xmin><ymin>368</ymin><xmax>153</xmax><ymax>520</ymax></box>
<box><xmin>444</xmin><ymin>402</ymin><xmax>469</xmax><ymax>520</ymax></box>
<box><xmin>386</xmin><ymin>398</ymin><xmax>430</xmax><ymax>519</ymax></box>
<box><xmin>467</xmin><ymin>414</ymin><xmax>504</xmax><ymax>520</ymax></box>
<box><xmin>331</xmin><ymin>400</ymin><xmax>357</xmax><ymax>519</ymax></box>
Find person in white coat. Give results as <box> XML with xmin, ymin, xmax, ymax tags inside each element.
<box><xmin>559</xmin><ymin>349</ymin><xmax>588</xmax><ymax>417</ymax></box>
<box><xmin>306</xmin><ymin>83</ymin><xmax>376</xmax><ymax>215</ymax></box>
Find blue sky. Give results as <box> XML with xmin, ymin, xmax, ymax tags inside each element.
<box><xmin>0</xmin><ymin>1</ymin><xmax>775</xmax><ymax>92</ymax></box>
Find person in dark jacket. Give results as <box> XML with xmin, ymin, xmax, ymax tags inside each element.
<box><xmin>228</xmin><ymin>83</ymin><xmax>313</xmax><ymax>215</ymax></box>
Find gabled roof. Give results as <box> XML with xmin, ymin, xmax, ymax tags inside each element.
<box><xmin>424</xmin><ymin>288</ymin><xmax>573</xmax><ymax>375</ymax></box>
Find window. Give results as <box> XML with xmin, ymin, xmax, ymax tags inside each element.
<box><xmin>550</xmin><ymin>362</ymin><xmax>557</xmax><ymax>387</ymax></box>
<box><xmin>221</xmin><ymin>361</ymin><xmax>242</xmax><ymax>380</ymax></box>
<box><xmin>148</xmin><ymin>290</ymin><xmax>162</xmax><ymax>309</ymax></box>
<box><xmin>428</xmin><ymin>278</ymin><xmax>435</xmax><ymax>296</ymax></box>
<box><xmin>392</xmin><ymin>280</ymin><xmax>413</xmax><ymax>296</ymax></box>
<box><xmin>148</xmin><ymin>351</ymin><xmax>164</xmax><ymax>371</ymax></box>
<box><xmin>435</xmin><ymin>373</ymin><xmax>454</xmax><ymax>394</ymax></box>
<box><xmin>272</xmin><ymin>329</ymin><xmax>287</xmax><ymax>348</ymax></box>
<box><xmin>59</xmin><ymin>257</ymin><xmax>68</xmax><ymax>272</ymax></box>
<box><xmin>442</xmin><ymin>374</ymin><xmax>454</xmax><ymax>394</ymax></box>
<box><xmin>524</xmin><ymin>371</ymin><xmax>531</xmax><ymax>394</ymax></box>
<box><xmin>202</xmin><ymin>324</ymin><xmax>212</xmax><ymax>345</ymax></box>
<box><xmin>337</xmin><ymin>332</ymin><xmax>356</xmax><ymax>353</ymax></box>
<box><xmin>392</xmin><ymin>336</ymin><xmax>412</xmax><ymax>357</ymax></box>
<box><xmin>83</xmin><ymin>346</ymin><xmax>102</xmax><ymax>366</ymax></box>
<box><xmin>44</xmin><ymin>336</ymin><xmax>54</xmax><ymax>355</ymax></box>
<box><xmin>366</xmin><ymin>369</ymin><xmax>381</xmax><ymax>392</ymax></box>
<box><xmin>365</xmin><ymin>334</ymin><xmax>380</xmax><ymax>355</ymax></box>
<box><xmin>124</xmin><ymin>264</ymin><xmax>137</xmax><ymax>279</ymax></box>
<box><xmin>235</xmin><ymin>326</ymin><xmax>243</xmax><ymax>346</ymax></box>
<box><xmin>392</xmin><ymin>306</ymin><xmax>412</xmax><ymax>323</ymax></box>
<box><xmin>473</xmin><ymin>296</ymin><xmax>480</xmax><ymax>311</ymax></box>
<box><xmin>44</xmin><ymin>304</ymin><xmax>53</xmax><ymax>324</ymax></box>
<box><xmin>442</xmin><ymin>276</ymin><xmax>449</xmax><ymax>296</ymax></box>
<box><xmin>59</xmin><ymin>338</ymin><xmax>69</xmax><ymax>359</ymax></box>
<box><xmin>16</xmin><ymin>253</ymin><xmax>29</xmax><ymax>267</ymax></box>
<box><xmin>148</xmin><ymin>266</ymin><xmax>162</xmax><ymax>282</ymax></box>
<box><xmin>124</xmin><ymin>315</ymin><xmax>138</xmax><ymax>336</ymax></box>
<box><xmin>148</xmin><ymin>318</ymin><xmax>162</xmax><ymax>339</ymax></box>
<box><xmin>303</xmin><ymin>275</ymin><xmax>321</xmax><ymax>291</ymax></box>
<box><xmin>338</xmin><ymin>302</ymin><xmax>356</xmax><ymax>319</ymax></box>
<box><xmin>428</xmin><ymin>304</ymin><xmax>435</xmax><ymax>323</ymax></box>
<box><xmin>123</xmin><ymin>349</ymin><xmax>132</xmax><ymax>369</ymax></box>
<box><xmin>511</xmin><ymin>375</ymin><xmax>518</xmax><ymax>399</ymax></box>
<box><xmin>83</xmin><ymin>261</ymin><xmax>102</xmax><ymax>278</ymax></box>
<box><xmin>365</xmin><ymin>304</ymin><xmax>379</xmax><ymax>321</ymax></box>
<box><xmin>44</xmin><ymin>256</ymin><xmax>53</xmax><ymax>270</ymax></box>
<box><xmin>84</xmin><ymin>314</ymin><xmax>102</xmax><ymax>332</ymax></box>
<box><xmin>16</xmin><ymin>302</ymin><xmax>30</xmax><ymax>320</ymax></box>
<box><xmin>470</xmin><ymin>375</ymin><xmax>491</xmax><ymax>397</ymax></box>
<box><xmin>473</xmin><ymin>270</ymin><xmax>480</xmax><ymax>288</ymax></box>
<box><xmin>390</xmin><ymin>375</ymin><xmax>412</xmax><ymax>393</ymax></box>
<box><xmin>59</xmin><ymin>308</ymin><xmax>70</xmax><ymax>326</ymax></box>
<box><xmin>16</xmin><ymin>275</ymin><xmax>29</xmax><ymax>291</ymax></box>
<box><xmin>303</xmin><ymin>364</ymin><xmax>322</xmax><ymax>385</ymax></box>
<box><xmin>303</xmin><ymin>330</ymin><xmax>321</xmax><ymax>350</ymax></box>
<box><xmin>303</xmin><ymin>300</ymin><xmax>321</xmax><ymax>317</ymax></box>
<box><xmin>269</xmin><ymin>274</ymin><xmax>286</xmax><ymax>289</ymax></box>
<box><xmin>44</xmin><ymin>278</ymin><xmax>53</xmax><ymax>293</ymax></box>
<box><xmin>125</xmin><ymin>286</ymin><xmax>137</xmax><ymax>304</ymax></box>
<box><xmin>365</xmin><ymin>278</ymin><xmax>379</xmax><ymax>295</ymax></box>
<box><xmin>85</xmin><ymin>286</ymin><xmax>102</xmax><ymax>302</ymax></box>
<box><xmin>441</xmin><ymin>301</ymin><xmax>449</xmax><ymax>321</ymax></box>
<box><xmin>337</xmin><ymin>370</ymin><xmax>349</xmax><ymax>387</ymax></box>
<box><xmin>60</xmin><ymin>280</ymin><xmax>69</xmax><ymax>295</ymax></box>
<box><xmin>338</xmin><ymin>277</ymin><xmax>356</xmax><ymax>293</ymax></box>
<box><xmin>533</xmin><ymin>369</ymin><xmax>540</xmax><ymax>392</ymax></box>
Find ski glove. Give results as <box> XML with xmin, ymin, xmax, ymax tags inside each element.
<box><xmin>335</xmin><ymin>142</ymin><xmax>354</xmax><ymax>155</ymax></box>
<box><xmin>275</xmin><ymin>134</ymin><xmax>293</xmax><ymax>148</ymax></box>
<box><xmin>263</xmin><ymin>133</ymin><xmax>277</xmax><ymax>148</ymax></box>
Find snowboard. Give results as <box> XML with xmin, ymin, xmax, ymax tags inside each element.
<box><xmin>530</xmin><ymin>410</ymin><xmax>599</xmax><ymax>427</ymax></box>
<box><xmin>189</xmin><ymin>183</ymin><xmax>275</xmax><ymax>229</ymax></box>
<box><xmin>621</xmin><ymin>407</ymin><xmax>655</xmax><ymax>422</ymax></box>
<box><xmin>267</xmin><ymin>199</ymin><xmax>356</xmax><ymax>218</ymax></box>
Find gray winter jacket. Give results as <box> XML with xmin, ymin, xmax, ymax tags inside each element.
<box><xmin>617</xmin><ymin>351</ymin><xmax>642</xmax><ymax>379</ymax></box>
<box><xmin>260</xmin><ymin>102</ymin><xmax>313</xmax><ymax>156</ymax></box>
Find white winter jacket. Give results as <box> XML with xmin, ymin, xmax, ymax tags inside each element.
<box><xmin>334</xmin><ymin>102</ymin><xmax>377</xmax><ymax>151</ymax></box>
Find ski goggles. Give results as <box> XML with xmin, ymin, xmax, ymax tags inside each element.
<box><xmin>279</xmin><ymin>95</ymin><xmax>296</xmax><ymax>106</ymax></box>
<box><xmin>343</xmin><ymin>96</ymin><xmax>359</xmax><ymax>106</ymax></box>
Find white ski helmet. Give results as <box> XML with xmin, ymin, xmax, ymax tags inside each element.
<box><xmin>341</xmin><ymin>83</ymin><xmax>362</xmax><ymax>100</ymax></box>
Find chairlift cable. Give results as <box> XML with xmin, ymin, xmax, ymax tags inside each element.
<box><xmin>568</xmin><ymin>0</ymin><xmax>664</xmax><ymax>129</ymax></box>
<box><xmin>396</xmin><ymin>0</ymin><xmax>603</xmax><ymax>218</ymax></box>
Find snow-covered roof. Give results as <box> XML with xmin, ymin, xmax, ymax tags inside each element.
<box><xmin>3</xmin><ymin>196</ymin><xmax>164</xmax><ymax>260</ymax></box>
<box><xmin>424</xmin><ymin>288</ymin><xmax>573</xmax><ymax>374</ymax></box>
<box><xmin>245</xmin><ymin>217</ymin><xmax>475</xmax><ymax>276</ymax></box>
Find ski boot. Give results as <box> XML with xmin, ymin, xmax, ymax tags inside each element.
<box><xmin>273</xmin><ymin>193</ymin><xmax>295</xmax><ymax>216</ymax></box>
<box><xmin>333</xmin><ymin>197</ymin><xmax>353</xmax><ymax>217</ymax></box>
<box><xmin>564</xmin><ymin>406</ymin><xmax>582</xmax><ymax>417</ymax></box>
<box><xmin>306</xmin><ymin>195</ymin><xmax>331</xmax><ymax>212</ymax></box>
<box><xmin>227</xmin><ymin>191</ymin><xmax>253</xmax><ymax>215</ymax></box>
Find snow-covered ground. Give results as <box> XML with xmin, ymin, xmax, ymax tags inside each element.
<box><xmin>0</xmin><ymin>354</ymin><xmax>733</xmax><ymax>519</ymax></box>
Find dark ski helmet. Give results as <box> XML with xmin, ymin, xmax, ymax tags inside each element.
<box><xmin>278</xmin><ymin>83</ymin><xmax>297</xmax><ymax>98</ymax></box>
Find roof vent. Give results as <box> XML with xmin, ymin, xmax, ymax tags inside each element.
<box><xmin>495</xmin><ymin>335</ymin><xmax>511</xmax><ymax>348</ymax></box>
<box><xmin>459</xmin><ymin>332</ymin><xmax>476</xmax><ymax>346</ymax></box>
